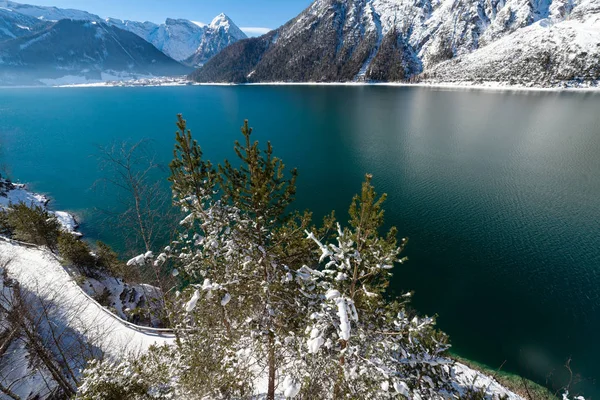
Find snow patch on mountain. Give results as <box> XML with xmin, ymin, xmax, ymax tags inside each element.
<box><xmin>0</xmin><ymin>1</ymin><xmax>247</xmax><ymax>66</ymax></box>
<box><xmin>108</xmin><ymin>13</ymin><xmax>247</xmax><ymax>64</ymax></box>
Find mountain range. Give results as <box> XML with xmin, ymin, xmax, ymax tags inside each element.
<box><xmin>191</xmin><ymin>0</ymin><xmax>600</xmax><ymax>87</ymax></box>
<box><xmin>107</xmin><ymin>13</ymin><xmax>247</xmax><ymax>66</ymax></box>
<box><xmin>0</xmin><ymin>0</ymin><xmax>247</xmax><ymax>85</ymax></box>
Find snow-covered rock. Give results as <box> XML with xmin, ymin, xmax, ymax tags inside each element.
<box><xmin>184</xmin><ymin>13</ymin><xmax>248</xmax><ymax>67</ymax></box>
<box><xmin>0</xmin><ymin>178</ymin><xmax>47</xmax><ymax>209</ymax></box>
<box><xmin>82</xmin><ymin>273</ymin><xmax>165</xmax><ymax>327</ymax></box>
<box><xmin>107</xmin><ymin>15</ymin><xmax>247</xmax><ymax>65</ymax></box>
<box><xmin>192</xmin><ymin>0</ymin><xmax>600</xmax><ymax>87</ymax></box>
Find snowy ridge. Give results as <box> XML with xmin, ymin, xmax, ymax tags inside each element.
<box><xmin>184</xmin><ymin>13</ymin><xmax>248</xmax><ymax>66</ymax></box>
<box><xmin>0</xmin><ymin>6</ymin><xmax>48</xmax><ymax>41</ymax></box>
<box><xmin>297</xmin><ymin>0</ymin><xmax>600</xmax><ymax>77</ymax></box>
<box><xmin>0</xmin><ymin>18</ymin><xmax>190</xmax><ymax>86</ymax></box>
<box><xmin>193</xmin><ymin>0</ymin><xmax>599</xmax><ymax>86</ymax></box>
<box><xmin>0</xmin><ymin>0</ymin><xmax>100</xmax><ymax>22</ymax></box>
<box><xmin>0</xmin><ymin>0</ymin><xmax>246</xmax><ymax>75</ymax></box>
<box><xmin>108</xmin><ymin>14</ymin><xmax>247</xmax><ymax>64</ymax></box>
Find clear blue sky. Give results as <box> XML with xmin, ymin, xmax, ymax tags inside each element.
<box><xmin>25</xmin><ymin>0</ymin><xmax>313</xmax><ymax>35</ymax></box>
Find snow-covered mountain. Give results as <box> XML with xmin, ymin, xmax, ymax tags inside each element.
<box><xmin>108</xmin><ymin>13</ymin><xmax>247</xmax><ymax>65</ymax></box>
<box><xmin>192</xmin><ymin>0</ymin><xmax>600</xmax><ymax>87</ymax></box>
<box><xmin>0</xmin><ymin>1</ymin><xmax>246</xmax><ymax>68</ymax></box>
<box><xmin>0</xmin><ymin>19</ymin><xmax>190</xmax><ymax>86</ymax></box>
<box><xmin>0</xmin><ymin>7</ymin><xmax>49</xmax><ymax>41</ymax></box>
<box><xmin>0</xmin><ymin>0</ymin><xmax>100</xmax><ymax>22</ymax></box>
<box><xmin>106</xmin><ymin>18</ymin><xmax>206</xmax><ymax>62</ymax></box>
<box><xmin>184</xmin><ymin>13</ymin><xmax>248</xmax><ymax>66</ymax></box>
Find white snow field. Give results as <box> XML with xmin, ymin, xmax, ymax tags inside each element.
<box><xmin>0</xmin><ymin>239</ymin><xmax>174</xmax><ymax>360</ymax></box>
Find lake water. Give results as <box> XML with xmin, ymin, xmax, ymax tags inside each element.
<box><xmin>1</xmin><ymin>85</ymin><xmax>599</xmax><ymax>396</ymax></box>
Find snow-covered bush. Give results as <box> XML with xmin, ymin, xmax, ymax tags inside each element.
<box><xmin>77</xmin><ymin>346</ymin><xmax>180</xmax><ymax>400</ymax></box>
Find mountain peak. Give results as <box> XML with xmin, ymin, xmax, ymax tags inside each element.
<box><xmin>209</xmin><ymin>13</ymin><xmax>233</xmax><ymax>28</ymax></box>
<box><xmin>208</xmin><ymin>12</ymin><xmax>246</xmax><ymax>41</ymax></box>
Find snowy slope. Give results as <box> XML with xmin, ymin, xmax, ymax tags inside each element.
<box><xmin>427</xmin><ymin>0</ymin><xmax>600</xmax><ymax>86</ymax></box>
<box><xmin>193</xmin><ymin>0</ymin><xmax>600</xmax><ymax>86</ymax></box>
<box><xmin>0</xmin><ymin>240</ymin><xmax>174</xmax><ymax>358</ymax></box>
<box><xmin>0</xmin><ymin>0</ymin><xmax>100</xmax><ymax>22</ymax></box>
<box><xmin>0</xmin><ymin>7</ymin><xmax>49</xmax><ymax>41</ymax></box>
<box><xmin>0</xmin><ymin>19</ymin><xmax>190</xmax><ymax>86</ymax></box>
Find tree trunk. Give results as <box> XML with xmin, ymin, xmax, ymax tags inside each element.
<box><xmin>267</xmin><ymin>332</ymin><xmax>276</xmax><ymax>400</ymax></box>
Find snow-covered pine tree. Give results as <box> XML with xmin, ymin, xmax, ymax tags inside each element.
<box><xmin>168</xmin><ymin>116</ymin><xmax>314</xmax><ymax>399</ymax></box>
<box><xmin>288</xmin><ymin>174</ymin><xmax>455</xmax><ymax>399</ymax></box>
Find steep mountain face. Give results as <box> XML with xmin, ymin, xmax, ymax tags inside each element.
<box><xmin>184</xmin><ymin>13</ymin><xmax>248</xmax><ymax>67</ymax></box>
<box><xmin>426</xmin><ymin>0</ymin><xmax>600</xmax><ymax>85</ymax></box>
<box><xmin>0</xmin><ymin>19</ymin><xmax>190</xmax><ymax>86</ymax></box>
<box><xmin>107</xmin><ymin>14</ymin><xmax>247</xmax><ymax>65</ymax></box>
<box><xmin>0</xmin><ymin>7</ymin><xmax>50</xmax><ymax>41</ymax></box>
<box><xmin>192</xmin><ymin>0</ymin><xmax>600</xmax><ymax>86</ymax></box>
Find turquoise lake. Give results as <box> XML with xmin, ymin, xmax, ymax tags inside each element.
<box><xmin>0</xmin><ymin>85</ymin><xmax>599</xmax><ymax>396</ymax></box>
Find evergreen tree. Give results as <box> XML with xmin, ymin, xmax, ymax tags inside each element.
<box><xmin>168</xmin><ymin>116</ymin><xmax>312</xmax><ymax>399</ymax></box>
<box><xmin>6</xmin><ymin>202</ymin><xmax>61</xmax><ymax>249</ymax></box>
<box><xmin>294</xmin><ymin>175</ymin><xmax>454</xmax><ymax>398</ymax></box>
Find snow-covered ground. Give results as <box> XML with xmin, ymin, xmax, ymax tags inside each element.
<box><xmin>0</xmin><ymin>240</ymin><xmax>174</xmax><ymax>359</ymax></box>
<box><xmin>57</xmin><ymin>75</ymin><xmax>191</xmax><ymax>88</ymax></box>
<box><xmin>54</xmin><ymin>78</ymin><xmax>600</xmax><ymax>92</ymax></box>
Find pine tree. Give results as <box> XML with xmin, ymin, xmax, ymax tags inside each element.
<box><xmin>167</xmin><ymin>116</ymin><xmax>313</xmax><ymax>399</ymax></box>
<box><xmin>294</xmin><ymin>174</ymin><xmax>454</xmax><ymax>398</ymax></box>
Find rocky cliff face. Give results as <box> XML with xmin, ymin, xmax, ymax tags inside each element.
<box><xmin>191</xmin><ymin>0</ymin><xmax>600</xmax><ymax>87</ymax></box>
<box><xmin>183</xmin><ymin>13</ymin><xmax>248</xmax><ymax>67</ymax></box>
<box><xmin>107</xmin><ymin>15</ymin><xmax>247</xmax><ymax>65</ymax></box>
